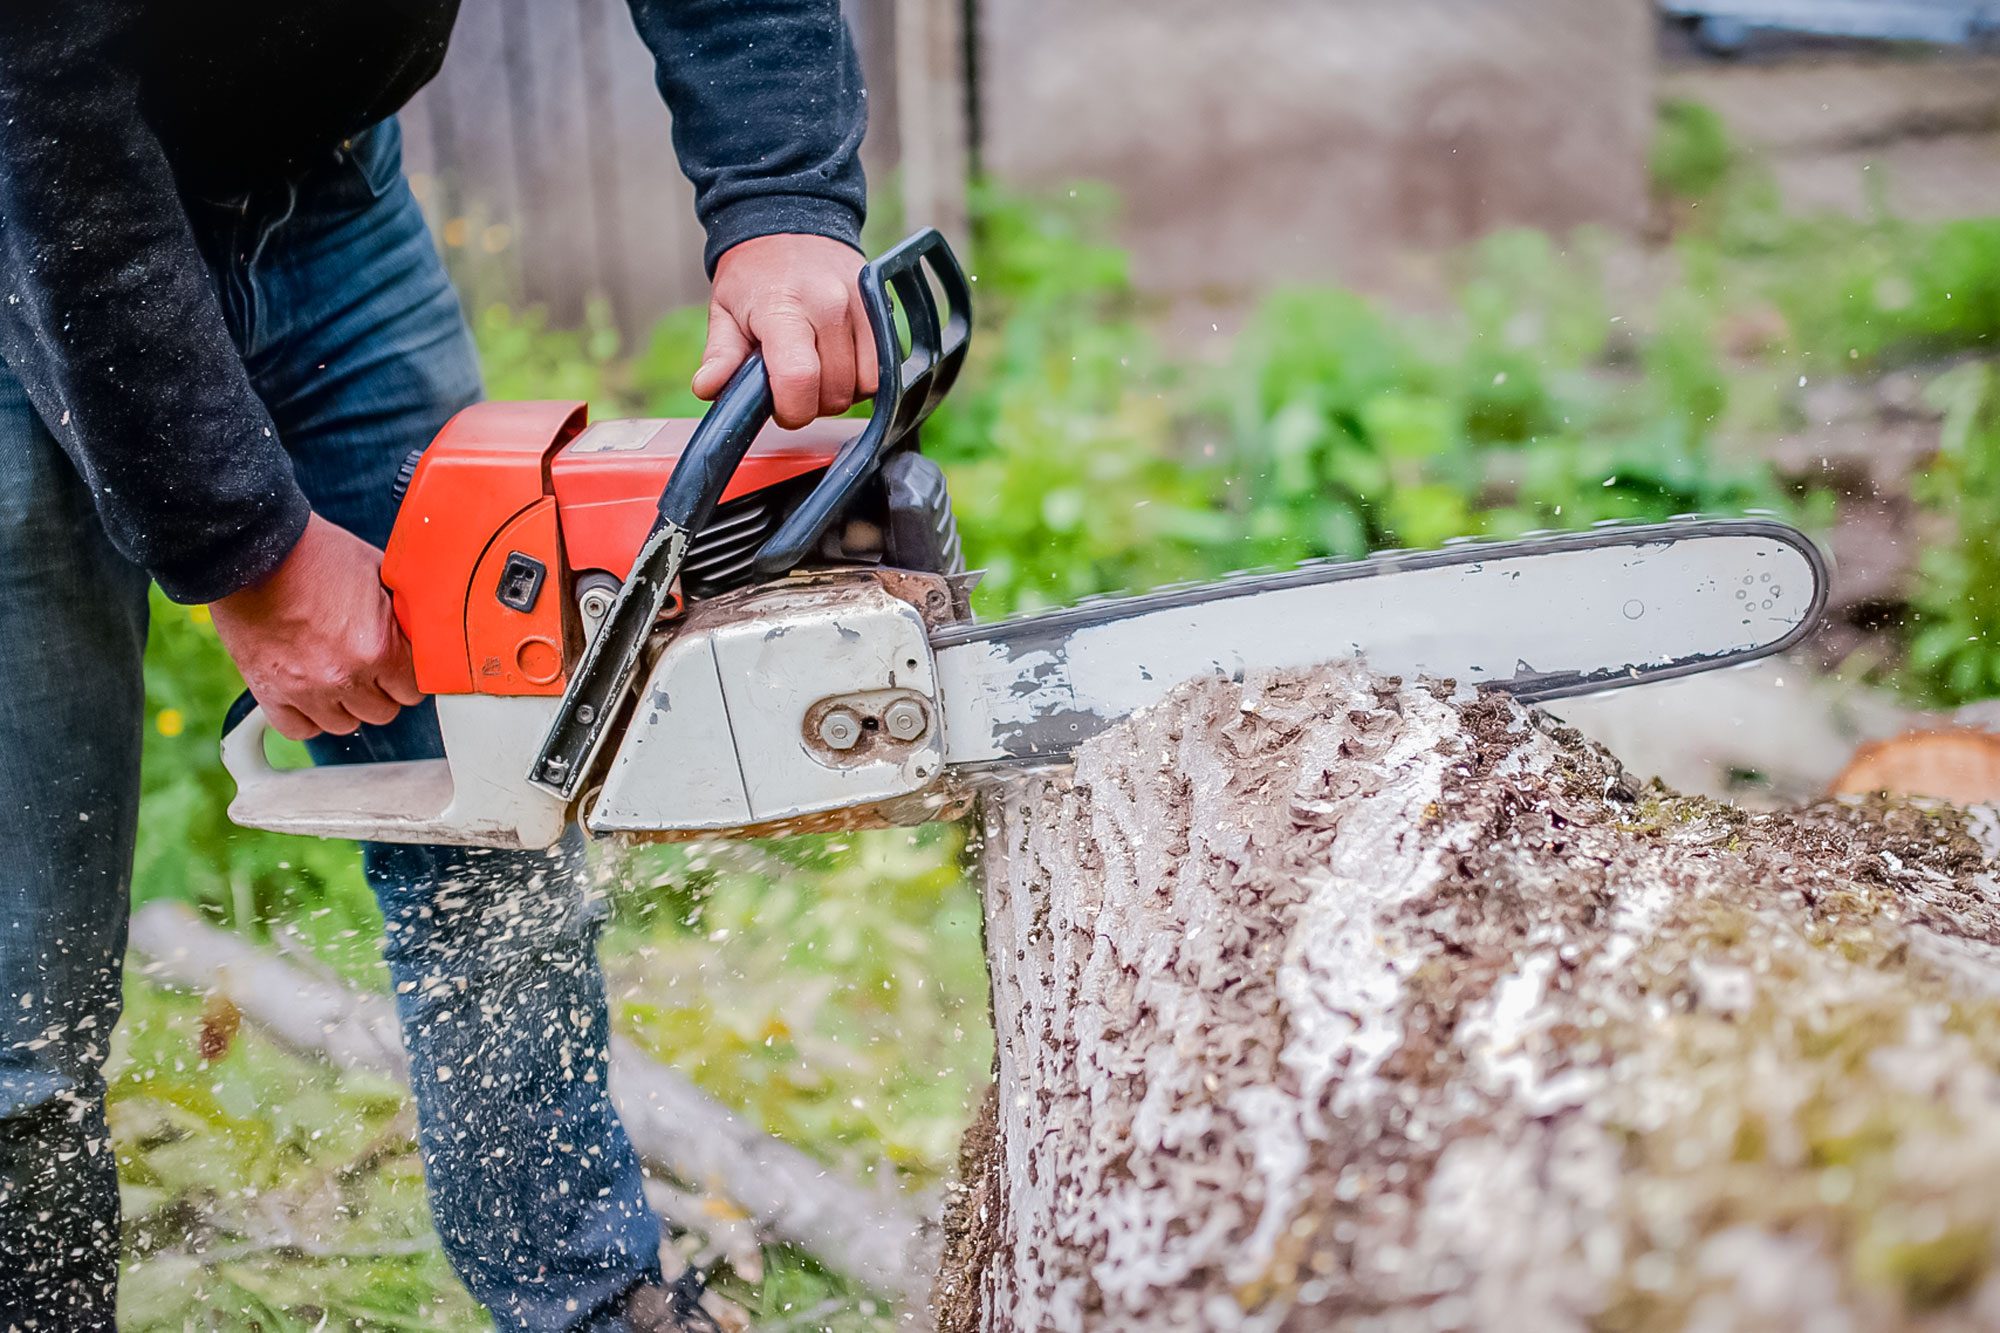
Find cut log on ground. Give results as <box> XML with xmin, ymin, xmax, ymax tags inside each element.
<box><xmin>1548</xmin><ymin>658</ymin><xmax>1920</xmax><ymax>803</ymax></box>
<box><xmin>127</xmin><ymin>902</ymin><xmax>933</xmax><ymax>1311</ymax></box>
<box><xmin>1833</xmin><ymin>728</ymin><xmax>2000</xmax><ymax>806</ymax></box>
<box><xmin>939</xmin><ymin>661</ymin><xmax>2000</xmax><ymax>1332</ymax></box>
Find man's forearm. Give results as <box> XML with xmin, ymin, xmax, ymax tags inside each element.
<box><xmin>0</xmin><ymin>1</ymin><xmax>310</xmax><ymax>603</ymax></box>
<box><xmin>625</xmin><ymin>0</ymin><xmax>868</xmax><ymax>274</ymax></box>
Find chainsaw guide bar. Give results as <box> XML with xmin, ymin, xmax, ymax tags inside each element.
<box><xmin>930</xmin><ymin>516</ymin><xmax>1829</xmax><ymax>768</ymax></box>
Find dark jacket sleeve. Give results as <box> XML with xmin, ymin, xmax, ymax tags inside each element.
<box><xmin>0</xmin><ymin>3</ymin><xmax>310</xmax><ymax>604</ymax></box>
<box><xmin>626</xmin><ymin>0</ymin><xmax>868</xmax><ymax>274</ymax></box>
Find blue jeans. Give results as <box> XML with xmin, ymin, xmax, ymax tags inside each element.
<box><xmin>0</xmin><ymin>122</ymin><xmax>659</xmax><ymax>1329</ymax></box>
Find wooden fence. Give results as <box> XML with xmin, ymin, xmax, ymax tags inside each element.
<box><xmin>403</xmin><ymin>0</ymin><xmax>1651</xmax><ymax>333</ymax></box>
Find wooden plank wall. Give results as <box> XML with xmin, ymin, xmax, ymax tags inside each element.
<box><xmin>977</xmin><ymin>0</ymin><xmax>1653</xmax><ymax>302</ymax></box>
<box><xmin>400</xmin><ymin>0</ymin><xmax>911</xmax><ymax>337</ymax></box>
<box><xmin>398</xmin><ymin>1</ymin><xmax>1656</xmax><ymax>333</ymax></box>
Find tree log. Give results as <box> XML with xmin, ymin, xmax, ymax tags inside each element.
<box><xmin>939</xmin><ymin>662</ymin><xmax>2000</xmax><ymax>1331</ymax></box>
<box><xmin>128</xmin><ymin>901</ymin><xmax>933</xmax><ymax>1309</ymax></box>
<box><xmin>1833</xmin><ymin>729</ymin><xmax>2000</xmax><ymax>806</ymax></box>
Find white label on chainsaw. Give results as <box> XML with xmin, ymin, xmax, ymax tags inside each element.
<box><xmin>935</xmin><ymin>530</ymin><xmax>1822</xmax><ymax>766</ymax></box>
<box><xmin>567</xmin><ymin>418</ymin><xmax>666</xmax><ymax>453</ymax></box>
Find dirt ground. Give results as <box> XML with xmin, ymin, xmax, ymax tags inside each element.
<box><xmin>1663</xmin><ymin>48</ymin><xmax>2000</xmax><ymax>220</ymax></box>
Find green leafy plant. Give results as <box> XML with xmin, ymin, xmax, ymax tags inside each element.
<box><xmin>606</xmin><ymin>826</ymin><xmax>989</xmax><ymax>1181</ymax></box>
<box><xmin>1906</xmin><ymin>363</ymin><xmax>2000</xmax><ymax>703</ymax></box>
<box><xmin>472</xmin><ymin>301</ymin><xmax>628</xmax><ymax>405</ymax></box>
<box><xmin>111</xmin><ymin>981</ymin><xmax>481</xmax><ymax>1330</ymax></box>
<box><xmin>1652</xmin><ymin>98</ymin><xmax>1740</xmax><ymax>206</ymax></box>
<box><xmin>1763</xmin><ymin>215</ymin><xmax>2000</xmax><ymax>368</ymax></box>
<box><xmin>924</xmin><ymin>184</ymin><xmax>1235</xmax><ymax>611</ymax></box>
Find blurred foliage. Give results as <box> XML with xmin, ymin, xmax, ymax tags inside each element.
<box><xmin>112</xmin><ymin>982</ymin><xmax>482</xmax><ymax>1330</ymax></box>
<box><xmin>922</xmin><ymin>185</ymin><xmax>1228</xmax><ymax>610</ymax></box>
<box><xmin>1907</xmin><ymin>364</ymin><xmax>2000</xmax><ymax>704</ymax></box>
<box><xmin>1642</xmin><ymin>97</ymin><xmax>2000</xmax><ymax>699</ymax></box>
<box><xmin>603</xmin><ymin>827</ymin><xmax>988</xmax><ymax>1180</ymax></box>
<box><xmin>919</xmin><ymin>184</ymin><xmax>1792</xmax><ymax>618</ymax></box>
<box><xmin>1652</xmin><ymin>98</ymin><xmax>1740</xmax><ymax>207</ymax></box>
<box><xmin>1759</xmin><ymin>215</ymin><xmax>2000</xmax><ymax>367</ymax></box>
<box><xmin>1650</xmin><ymin>105</ymin><xmax>2000</xmax><ymax>370</ymax></box>
<box><xmin>474</xmin><ymin>300</ymin><xmax>718</xmax><ymax>422</ymax></box>
<box><xmin>118</xmin><ymin>98</ymin><xmax>2000</xmax><ymax>1324</ymax></box>
<box><xmin>470</xmin><ymin>302</ymin><xmax>625</xmax><ymax>406</ymax></box>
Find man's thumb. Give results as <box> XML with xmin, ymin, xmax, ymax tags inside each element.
<box><xmin>692</xmin><ymin>307</ymin><xmax>752</xmax><ymax>401</ymax></box>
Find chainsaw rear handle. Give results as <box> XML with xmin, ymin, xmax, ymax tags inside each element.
<box><xmin>220</xmin><ymin>699</ymin><xmax>276</xmax><ymax>780</ymax></box>
<box><xmin>222</xmin><ymin>695</ymin><xmax>571</xmax><ymax>849</ymax></box>
<box><xmin>218</xmin><ymin>701</ymin><xmax>324</xmax><ymax>837</ymax></box>
<box><xmin>752</xmin><ymin>227</ymin><xmax>972</xmax><ymax>575</ymax></box>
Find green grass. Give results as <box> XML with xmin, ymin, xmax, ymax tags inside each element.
<box><xmin>1652</xmin><ymin>98</ymin><xmax>1740</xmax><ymax>207</ymax></box>
<box><xmin>1906</xmin><ymin>364</ymin><xmax>2000</xmax><ymax>704</ymax></box>
<box><xmin>603</xmin><ymin>830</ymin><xmax>990</xmax><ymax>1182</ymax></box>
<box><xmin>114</xmin><ymin>825</ymin><xmax>988</xmax><ymax>1329</ymax></box>
<box><xmin>112</xmin><ymin>982</ymin><xmax>483</xmax><ymax>1331</ymax></box>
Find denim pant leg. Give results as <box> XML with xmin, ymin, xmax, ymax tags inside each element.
<box><xmin>0</xmin><ymin>371</ymin><xmax>150</xmax><ymax>1326</ymax></box>
<box><xmin>223</xmin><ymin>122</ymin><xmax>659</xmax><ymax>1328</ymax></box>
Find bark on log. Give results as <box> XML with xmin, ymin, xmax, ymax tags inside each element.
<box><xmin>127</xmin><ymin>902</ymin><xmax>932</xmax><ymax>1308</ymax></box>
<box><xmin>939</xmin><ymin>662</ymin><xmax>2000</xmax><ymax>1332</ymax></box>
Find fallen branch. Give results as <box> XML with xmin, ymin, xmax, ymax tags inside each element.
<box><xmin>128</xmin><ymin>901</ymin><xmax>933</xmax><ymax>1309</ymax></box>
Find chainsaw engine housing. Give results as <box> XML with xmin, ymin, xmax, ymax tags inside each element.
<box><xmin>379</xmin><ymin>401</ymin><xmax>961</xmax><ymax>702</ymax></box>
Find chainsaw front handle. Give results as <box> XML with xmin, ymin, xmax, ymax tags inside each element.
<box><xmin>656</xmin><ymin>351</ymin><xmax>777</xmax><ymax>535</ymax></box>
<box><xmin>529</xmin><ymin>228</ymin><xmax>973</xmax><ymax>802</ymax></box>
<box><xmin>752</xmin><ymin>228</ymin><xmax>972</xmax><ymax>576</ymax></box>
<box><xmin>526</xmin><ymin>352</ymin><xmax>775</xmax><ymax>798</ymax></box>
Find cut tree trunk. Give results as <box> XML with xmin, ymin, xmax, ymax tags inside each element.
<box><xmin>937</xmin><ymin>662</ymin><xmax>2000</xmax><ymax>1332</ymax></box>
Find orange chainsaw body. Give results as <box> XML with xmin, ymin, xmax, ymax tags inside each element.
<box><xmin>380</xmin><ymin>400</ymin><xmax>846</xmax><ymax>698</ymax></box>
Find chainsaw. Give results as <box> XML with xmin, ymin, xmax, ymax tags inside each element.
<box><xmin>222</xmin><ymin>228</ymin><xmax>1830</xmax><ymax>850</ymax></box>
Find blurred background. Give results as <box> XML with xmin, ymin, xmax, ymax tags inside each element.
<box><xmin>120</xmin><ymin>1</ymin><xmax>2000</xmax><ymax>1327</ymax></box>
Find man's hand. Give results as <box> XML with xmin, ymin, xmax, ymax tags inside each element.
<box><xmin>695</xmin><ymin>233</ymin><xmax>879</xmax><ymax>430</ymax></box>
<box><xmin>209</xmin><ymin>514</ymin><xmax>424</xmax><ymax>741</ymax></box>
